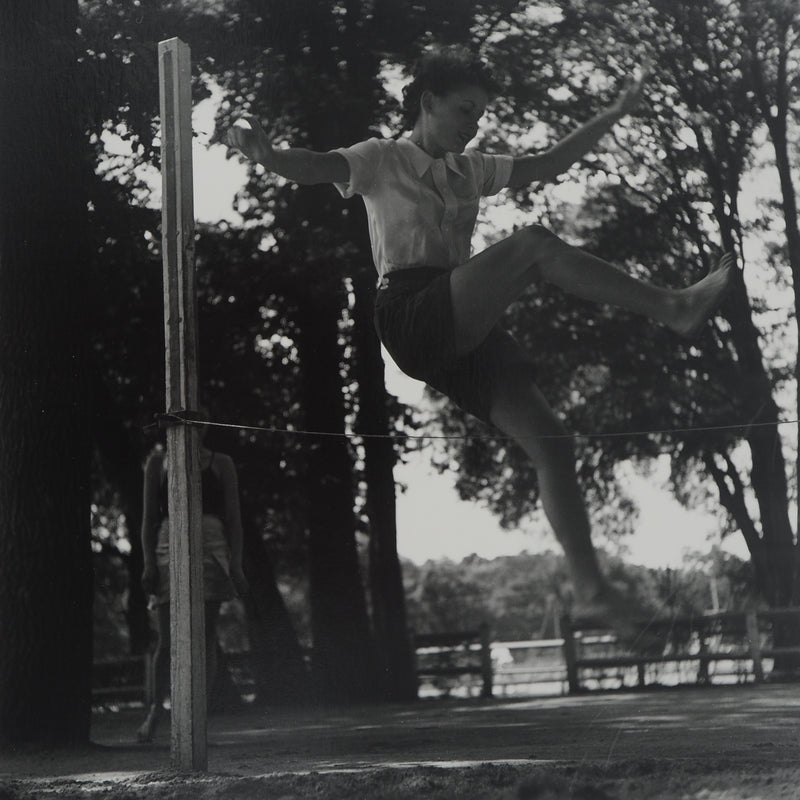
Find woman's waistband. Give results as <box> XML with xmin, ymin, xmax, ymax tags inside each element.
<box><xmin>377</xmin><ymin>266</ymin><xmax>449</xmax><ymax>289</ymax></box>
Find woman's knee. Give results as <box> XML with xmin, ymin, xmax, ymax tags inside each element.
<box><xmin>490</xmin><ymin>376</ymin><xmax>574</xmax><ymax>467</ymax></box>
<box><xmin>491</xmin><ymin>372</ymin><xmax>559</xmax><ymax>428</ymax></box>
<box><xmin>512</xmin><ymin>225</ymin><xmax>568</xmax><ymax>278</ymax></box>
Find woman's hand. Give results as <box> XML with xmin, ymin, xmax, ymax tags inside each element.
<box><xmin>225</xmin><ymin>116</ymin><xmax>275</xmax><ymax>168</ymax></box>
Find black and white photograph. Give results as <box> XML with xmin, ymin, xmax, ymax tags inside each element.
<box><xmin>1</xmin><ymin>1</ymin><xmax>799</xmax><ymax>797</ymax></box>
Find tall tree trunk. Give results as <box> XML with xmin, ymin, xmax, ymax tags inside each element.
<box><xmin>239</xmin><ymin>503</ymin><xmax>310</xmax><ymax>706</ymax></box>
<box><xmin>740</xmin><ymin>1</ymin><xmax>800</xmax><ymax>668</ymax></box>
<box><xmin>296</xmin><ymin>287</ymin><xmax>379</xmax><ymax>701</ymax></box>
<box><xmin>691</xmin><ymin>92</ymin><xmax>797</xmax><ymax>614</ymax></box>
<box><xmin>715</xmin><ymin>216</ymin><xmax>796</xmax><ymax>611</ymax></box>
<box><xmin>767</xmin><ymin>136</ymin><xmax>800</xmax><ymax>609</ymax></box>
<box><xmin>742</xmin><ymin>0</ymin><xmax>800</xmax><ymax>603</ymax></box>
<box><xmin>335</xmin><ymin>2</ymin><xmax>419</xmax><ymax>702</ymax></box>
<box><xmin>295</xmin><ymin>3</ymin><xmax>382</xmax><ymax>701</ymax></box>
<box><xmin>352</xmin><ymin>272</ymin><xmax>417</xmax><ymax>701</ymax></box>
<box><xmin>0</xmin><ymin>0</ymin><xmax>93</xmax><ymax>743</ymax></box>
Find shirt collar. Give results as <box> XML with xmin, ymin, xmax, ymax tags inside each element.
<box><xmin>400</xmin><ymin>137</ymin><xmax>465</xmax><ymax>178</ymax></box>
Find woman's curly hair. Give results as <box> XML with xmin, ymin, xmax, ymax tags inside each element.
<box><xmin>401</xmin><ymin>45</ymin><xmax>501</xmax><ymax>130</ymax></box>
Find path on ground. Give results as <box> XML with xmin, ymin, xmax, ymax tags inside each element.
<box><xmin>1</xmin><ymin>683</ymin><xmax>798</xmax><ymax>798</ymax></box>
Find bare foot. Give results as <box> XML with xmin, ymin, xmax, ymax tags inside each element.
<box><xmin>136</xmin><ymin>703</ymin><xmax>163</xmax><ymax>744</ymax></box>
<box><xmin>669</xmin><ymin>252</ymin><xmax>736</xmax><ymax>337</ymax></box>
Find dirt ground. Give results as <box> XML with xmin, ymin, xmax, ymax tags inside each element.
<box><xmin>1</xmin><ymin>683</ymin><xmax>799</xmax><ymax>799</ymax></box>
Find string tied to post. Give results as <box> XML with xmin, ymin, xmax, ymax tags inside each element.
<box><xmin>144</xmin><ymin>409</ymin><xmax>207</xmax><ymax>433</ymax></box>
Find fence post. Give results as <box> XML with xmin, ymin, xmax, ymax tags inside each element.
<box><xmin>697</xmin><ymin>626</ymin><xmax>710</xmax><ymax>685</ymax></box>
<box><xmin>745</xmin><ymin>611</ymin><xmax>764</xmax><ymax>684</ymax></box>
<box><xmin>561</xmin><ymin>616</ymin><xmax>580</xmax><ymax>694</ymax></box>
<box><xmin>158</xmin><ymin>36</ymin><xmax>207</xmax><ymax>772</ymax></box>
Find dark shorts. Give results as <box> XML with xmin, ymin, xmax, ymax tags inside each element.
<box><xmin>373</xmin><ymin>267</ymin><xmax>536</xmax><ymax>424</ymax></box>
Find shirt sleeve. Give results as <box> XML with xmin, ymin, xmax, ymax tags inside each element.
<box><xmin>332</xmin><ymin>137</ymin><xmax>385</xmax><ymax>198</ymax></box>
<box><xmin>480</xmin><ymin>152</ymin><xmax>514</xmax><ymax>196</ymax></box>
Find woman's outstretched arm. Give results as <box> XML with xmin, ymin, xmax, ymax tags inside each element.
<box><xmin>507</xmin><ymin>66</ymin><xmax>649</xmax><ymax>189</ymax></box>
<box><xmin>225</xmin><ymin>116</ymin><xmax>349</xmax><ymax>185</ymax></box>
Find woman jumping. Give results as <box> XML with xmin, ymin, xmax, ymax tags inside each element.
<box><xmin>226</xmin><ymin>46</ymin><xmax>734</xmax><ymax>640</ymax></box>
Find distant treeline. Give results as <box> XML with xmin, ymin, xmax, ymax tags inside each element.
<box><xmin>401</xmin><ymin>547</ymin><xmax>758</xmax><ymax>642</ymax></box>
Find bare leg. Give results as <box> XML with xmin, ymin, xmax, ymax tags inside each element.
<box><xmin>448</xmin><ymin>226</ymin><xmax>718</xmax><ymax>643</ymax></box>
<box><xmin>137</xmin><ymin>604</ymin><xmax>170</xmax><ymax>743</ymax></box>
<box><xmin>489</xmin><ymin>372</ymin><xmax>649</xmax><ymax>640</ymax></box>
<box><xmin>450</xmin><ymin>225</ymin><xmax>734</xmax><ymax>355</ymax></box>
<box><xmin>205</xmin><ymin>600</ymin><xmax>221</xmax><ymax>706</ymax></box>
<box><xmin>489</xmin><ymin>375</ymin><xmax>604</xmax><ymax>597</ymax></box>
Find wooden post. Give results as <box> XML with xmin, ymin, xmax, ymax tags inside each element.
<box><xmin>561</xmin><ymin>615</ymin><xmax>580</xmax><ymax>694</ymax></box>
<box><xmin>697</xmin><ymin>627</ymin><xmax>710</xmax><ymax>685</ymax></box>
<box><xmin>158</xmin><ymin>37</ymin><xmax>207</xmax><ymax>772</ymax></box>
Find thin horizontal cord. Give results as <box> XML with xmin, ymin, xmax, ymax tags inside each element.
<box><xmin>158</xmin><ymin>413</ymin><xmax>799</xmax><ymax>443</ymax></box>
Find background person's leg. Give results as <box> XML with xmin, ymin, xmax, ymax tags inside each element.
<box><xmin>204</xmin><ymin>600</ymin><xmax>221</xmax><ymax>702</ymax></box>
<box><xmin>137</xmin><ymin>603</ymin><xmax>170</xmax><ymax>743</ymax></box>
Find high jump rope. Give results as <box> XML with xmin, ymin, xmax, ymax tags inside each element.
<box><xmin>148</xmin><ymin>410</ymin><xmax>798</xmax><ymax>443</ymax></box>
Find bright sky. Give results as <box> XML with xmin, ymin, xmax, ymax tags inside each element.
<box><xmin>130</xmin><ymin>88</ymin><xmax>753</xmax><ymax>570</ymax></box>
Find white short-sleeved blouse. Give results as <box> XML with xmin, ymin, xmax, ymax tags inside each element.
<box><xmin>334</xmin><ymin>137</ymin><xmax>513</xmax><ymax>277</ymax></box>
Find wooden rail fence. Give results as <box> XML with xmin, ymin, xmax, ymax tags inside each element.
<box><xmin>562</xmin><ymin>607</ymin><xmax>800</xmax><ymax>693</ymax></box>
<box><xmin>92</xmin><ymin>608</ymin><xmax>800</xmax><ymax>703</ymax></box>
<box><xmin>413</xmin><ymin>626</ymin><xmax>493</xmax><ymax>698</ymax></box>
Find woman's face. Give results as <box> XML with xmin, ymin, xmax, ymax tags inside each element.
<box><xmin>421</xmin><ymin>84</ymin><xmax>489</xmax><ymax>156</ymax></box>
